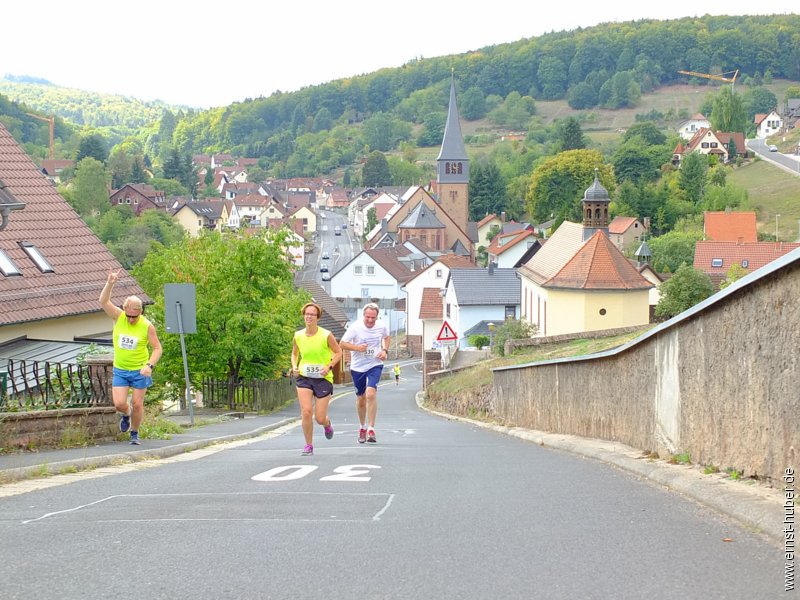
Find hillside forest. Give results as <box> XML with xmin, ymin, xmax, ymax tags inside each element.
<box><xmin>1</xmin><ymin>13</ymin><xmax>800</xmax><ymax>274</ymax></box>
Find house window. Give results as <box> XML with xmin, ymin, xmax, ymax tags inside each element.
<box><xmin>446</xmin><ymin>303</ymin><xmax>451</xmax><ymax>318</ymax></box>
<box><xmin>19</xmin><ymin>242</ymin><xmax>54</xmax><ymax>273</ymax></box>
<box><xmin>354</xmin><ymin>265</ymin><xmax>363</xmax><ymax>275</ymax></box>
<box><xmin>711</xmin><ymin>142</ymin><xmax>718</xmax><ymax>148</ymax></box>
<box><xmin>367</xmin><ymin>266</ymin><xmax>375</xmax><ymax>276</ymax></box>
<box><xmin>0</xmin><ymin>249</ymin><xmax>21</xmax><ymax>276</ymax></box>
<box><xmin>741</xmin><ymin>259</ymin><xmax>749</xmax><ymax>268</ymax></box>
<box><xmin>134</xmin><ymin>198</ymin><xmax>139</xmax><ymax>204</ymax></box>
<box><xmin>435</xmin><ymin>269</ymin><xmax>443</xmax><ymax>278</ymax></box>
<box><xmin>504</xmin><ymin>305</ymin><xmax>516</xmax><ymax>319</ymax></box>
<box><xmin>711</xmin><ymin>258</ymin><xmax>723</xmax><ymax>267</ymax></box>
<box><xmin>701</xmin><ymin>143</ymin><xmax>709</xmax><ymax>148</ymax></box>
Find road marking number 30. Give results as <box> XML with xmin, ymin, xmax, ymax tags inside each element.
<box><xmin>252</xmin><ymin>464</ymin><xmax>381</xmax><ymax>482</ymax></box>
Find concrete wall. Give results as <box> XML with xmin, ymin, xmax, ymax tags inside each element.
<box><xmin>491</xmin><ymin>249</ymin><xmax>800</xmax><ymax>486</ymax></box>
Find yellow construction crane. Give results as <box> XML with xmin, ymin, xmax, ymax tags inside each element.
<box><xmin>25</xmin><ymin>113</ymin><xmax>55</xmax><ymax>160</ymax></box>
<box><xmin>677</xmin><ymin>69</ymin><xmax>739</xmax><ymax>93</ymax></box>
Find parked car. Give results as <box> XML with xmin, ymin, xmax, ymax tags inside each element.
<box><xmin>768</xmin><ymin>144</ymin><xmax>778</xmax><ymax>152</ymax></box>
<box><xmin>341</xmin><ymin>223</ymin><xmax>347</xmax><ymax>229</ymax></box>
<box><xmin>320</xmin><ymin>264</ymin><xmax>329</xmax><ymax>272</ymax></box>
<box><xmin>321</xmin><ymin>273</ymin><xmax>331</xmax><ymax>281</ymax></box>
<box><xmin>321</xmin><ymin>252</ymin><xmax>330</xmax><ymax>259</ymax></box>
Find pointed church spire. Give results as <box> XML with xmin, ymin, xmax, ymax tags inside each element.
<box><xmin>437</xmin><ymin>72</ymin><xmax>468</xmax><ymax>162</ymax></box>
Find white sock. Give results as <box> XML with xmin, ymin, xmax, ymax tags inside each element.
<box><xmin>361</xmin><ymin>423</ymin><xmax>367</xmax><ymax>429</ymax></box>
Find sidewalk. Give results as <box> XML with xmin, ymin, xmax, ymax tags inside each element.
<box><xmin>0</xmin><ymin>405</ymin><xmax>300</xmax><ymax>484</ymax></box>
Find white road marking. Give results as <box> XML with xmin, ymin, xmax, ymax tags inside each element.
<box><xmin>22</xmin><ymin>491</ymin><xmax>395</xmax><ymax>524</ymax></box>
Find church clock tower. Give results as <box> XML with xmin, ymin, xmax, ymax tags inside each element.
<box><xmin>436</xmin><ymin>73</ymin><xmax>469</xmax><ymax>234</ymax></box>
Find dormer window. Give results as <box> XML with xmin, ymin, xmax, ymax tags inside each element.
<box><xmin>711</xmin><ymin>258</ymin><xmax>723</xmax><ymax>268</ymax></box>
<box><xmin>0</xmin><ymin>249</ymin><xmax>21</xmax><ymax>276</ymax></box>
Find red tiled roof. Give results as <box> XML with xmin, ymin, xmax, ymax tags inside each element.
<box><xmin>693</xmin><ymin>240</ymin><xmax>800</xmax><ymax>286</ymax></box>
<box><xmin>419</xmin><ymin>287</ymin><xmax>444</xmax><ymax>319</ymax></box>
<box><xmin>546</xmin><ymin>231</ymin><xmax>653</xmax><ymax>290</ymax></box>
<box><xmin>363</xmin><ymin>246</ymin><xmax>414</xmax><ymax>283</ymax></box>
<box><xmin>608</xmin><ymin>216</ymin><xmax>638</xmax><ymax>235</ymax></box>
<box><xmin>703</xmin><ymin>211</ymin><xmax>757</xmax><ymax>243</ymax></box>
<box><xmin>0</xmin><ymin>123</ymin><xmax>146</xmax><ymax>327</ymax></box>
<box><xmin>487</xmin><ymin>229</ymin><xmax>534</xmax><ymax>256</ymax></box>
<box><xmin>477</xmin><ymin>213</ymin><xmax>498</xmax><ymax>228</ymax></box>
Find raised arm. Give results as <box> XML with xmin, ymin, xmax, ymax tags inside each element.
<box><xmin>99</xmin><ymin>268</ymin><xmax>123</xmax><ymax>319</ymax></box>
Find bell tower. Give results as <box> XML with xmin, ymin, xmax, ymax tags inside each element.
<box><xmin>436</xmin><ymin>73</ymin><xmax>469</xmax><ymax>233</ymax></box>
<box><xmin>582</xmin><ymin>168</ymin><xmax>610</xmax><ymax>241</ymax></box>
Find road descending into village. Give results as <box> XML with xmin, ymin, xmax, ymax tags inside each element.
<box><xmin>0</xmin><ymin>364</ymin><xmax>785</xmax><ymax>599</ymax></box>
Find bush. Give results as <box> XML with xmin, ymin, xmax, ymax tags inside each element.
<box><xmin>468</xmin><ymin>334</ymin><xmax>490</xmax><ymax>350</ymax></box>
<box><xmin>492</xmin><ymin>319</ymin><xmax>537</xmax><ymax>356</ymax></box>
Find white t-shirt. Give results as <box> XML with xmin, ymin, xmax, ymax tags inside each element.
<box><xmin>342</xmin><ymin>319</ymin><xmax>390</xmax><ymax>372</ymax></box>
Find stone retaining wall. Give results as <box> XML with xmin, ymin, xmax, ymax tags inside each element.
<box><xmin>0</xmin><ymin>407</ymin><xmax>120</xmax><ymax>451</ymax></box>
<box><xmin>490</xmin><ymin>249</ymin><xmax>800</xmax><ymax>486</ymax></box>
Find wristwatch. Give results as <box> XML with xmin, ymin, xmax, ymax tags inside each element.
<box><xmin>146</xmin><ymin>363</ymin><xmax>155</xmax><ymax>370</ymax></box>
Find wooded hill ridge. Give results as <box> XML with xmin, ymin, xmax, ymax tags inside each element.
<box><xmin>1</xmin><ymin>13</ymin><xmax>799</xmax><ymax>176</ymax></box>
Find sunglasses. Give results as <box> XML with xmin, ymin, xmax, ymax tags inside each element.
<box><xmin>125</xmin><ymin>312</ymin><xmax>141</xmax><ymax>319</ymax></box>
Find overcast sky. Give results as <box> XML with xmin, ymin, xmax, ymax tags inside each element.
<box><xmin>1</xmin><ymin>1</ymin><xmax>796</xmax><ymax>108</ymax></box>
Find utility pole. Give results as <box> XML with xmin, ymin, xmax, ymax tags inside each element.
<box><xmin>25</xmin><ymin>113</ymin><xmax>55</xmax><ymax>159</ymax></box>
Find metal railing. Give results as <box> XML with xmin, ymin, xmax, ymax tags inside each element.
<box><xmin>201</xmin><ymin>377</ymin><xmax>295</xmax><ymax>412</ymax></box>
<box><xmin>0</xmin><ymin>357</ymin><xmax>111</xmax><ymax>411</ymax></box>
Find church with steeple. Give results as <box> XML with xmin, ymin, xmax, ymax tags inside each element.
<box><xmin>517</xmin><ymin>171</ymin><xmax>653</xmax><ymax>336</ymax></box>
<box><xmin>367</xmin><ymin>74</ymin><xmax>475</xmax><ymax>259</ymax></box>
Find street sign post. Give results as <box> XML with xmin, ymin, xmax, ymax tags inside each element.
<box><xmin>436</xmin><ymin>320</ymin><xmax>458</xmax><ymax>342</ymax></box>
<box><xmin>164</xmin><ymin>284</ymin><xmax>197</xmax><ymax>425</ymax></box>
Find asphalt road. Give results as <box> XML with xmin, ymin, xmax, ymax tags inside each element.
<box><xmin>307</xmin><ymin>208</ymin><xmax>359</xmax><ymax>291</ymax></box>
<box><xmin>0</xmin><ymin>364</ymin><xmax>785</xmax><ymax>599</ymax></box>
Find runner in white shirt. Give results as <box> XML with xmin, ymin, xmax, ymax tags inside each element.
<box><xmin>339</xmin><ymin>303</ymin><xmax>391</xmax><ymax>443</ymax></box>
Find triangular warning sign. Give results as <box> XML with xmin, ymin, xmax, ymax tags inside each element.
<box><xmin>436</xmin><ymin>320</ymin><xmax>458</xmax><ymax>341</ymax></box>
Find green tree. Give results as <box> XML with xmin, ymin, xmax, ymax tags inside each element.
<box><xmin>469</xmin><ymin>162</ymin><xmax>507</xmax><ymax>220</ymax></box>
<box><xmin>554</xmin><ymin>117</ymin><xmax>586</xmax><ymax>152</ymax></box>
<box><xmin>537</xmin><ymin>56</ymin><xmax>568</xmax><ymax>100</ymax></box>
<box><xmin>417</xmin><ymin>111</ymin><xmax>446</xmax><ymax>147</ymax></box>
<box><xmin>132</xmin><ymin>231</ymin><xmax>308</xmax><ymax>390</ymax></box>
<box><xmin>648</xmin><ymin>230</ymin><xmax>702</xmax><ymax>273</ymax></box>
<box><xmin>70</xmin><ymin>157</ymin><xmax>110</xmax><ymax>217</ymax></box>
<box><xmin>362</xmin><ymin>151</ymin><xmax>392</xmax><ymax>186</ymax></box>
<box><xmin>460</xmin><ymin>86</ymin><xmax>487</xmax><ymax>120</ymax></box>
<box><xmin>623</xmin><ymin>122</ymin><xmax>666</xmax><ymax>146</ymax></box>
<box><xmin>76</xmin><ymin>133</ymin><xmax>108</xmax><ymax>164</ymax></box>
<box><xmin>742</xmin><ymin>87</ymin><xmax>778</xmax><ymax>121</ymax></box>
<box><xmin>655</xmin><ymin>263</ymin><xmax>714</xmax><ymax>318</ymax></box>
<box><xmin>710</xmin><ymin>87</ymin><xmax>748</xmax><ymax>134</ymax></box>
<box><xmin>719</xmin><ymin>263</ymin><xmax>748</xmax><ymax>290</ymax></box>
<box><xmin>526</xmin><ymin>149</ymin><xmax>614</xmax><ymax>222</ymax></box>
<box><xmin>678</xmin><ymin>152</ymin><xmax>707</xmax><ymax>204</ymax></box>
<box><xmin>492</xmin><ymin>319</ymin><xmax>537</xmax><ymax>357</ymax></box>
<box><xmin>567</xmin><ymin>82</ymin><xmax>598</xmax><ymax>109</ymax></box>
<box><xmin>366</xmin><ymin>207</ymin><xmax>378</xmax><ymax>233</ymax></box>
<box><xmin>107</xmin><ymin>146</ymin><xmax>133</xmax><ymax>189</ymax></box>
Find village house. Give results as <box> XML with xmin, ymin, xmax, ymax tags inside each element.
<box><xmin>109</xmin><ymin>183</ymin><xmax>167</xmax><ymax>216</ymax></box>
<box><xmin>0</xmin><ymin>122</ymin><xmax>147</xmax><ymax>356</ymax></box>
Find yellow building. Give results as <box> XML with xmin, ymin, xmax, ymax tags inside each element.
<box><xmin>518</xmin><ymin>174</ymin><xmax>653</xmax><ymax>336</ymax></box>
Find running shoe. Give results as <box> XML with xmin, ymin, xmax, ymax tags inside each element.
<box><xmin>129</xmin><ymin>431</ymin><xmax>140</xmax><ymax>445</ymax></box>
<box><xmin>358</xmin><ymin>428</ymin><xmax>367</xmax><ymax>444</ymax></box>
<box><xmin>119</xmin><ymin>413</ymin><xmax>131</xmax><ymax>433</ymax></box>
<box><xmin>324</xmin><ymin>422</ymin><xmax>334</xmax><ymax>440</ymax></box>
<box><xmin>367</xmin><ymin>429</ymin><xmax>377</xmax><ymax>443</ymax></box>
<box><xmin>302</xmin><ymin>444</ymin><xmax>314</xmax><ymax>456</ymax></box>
